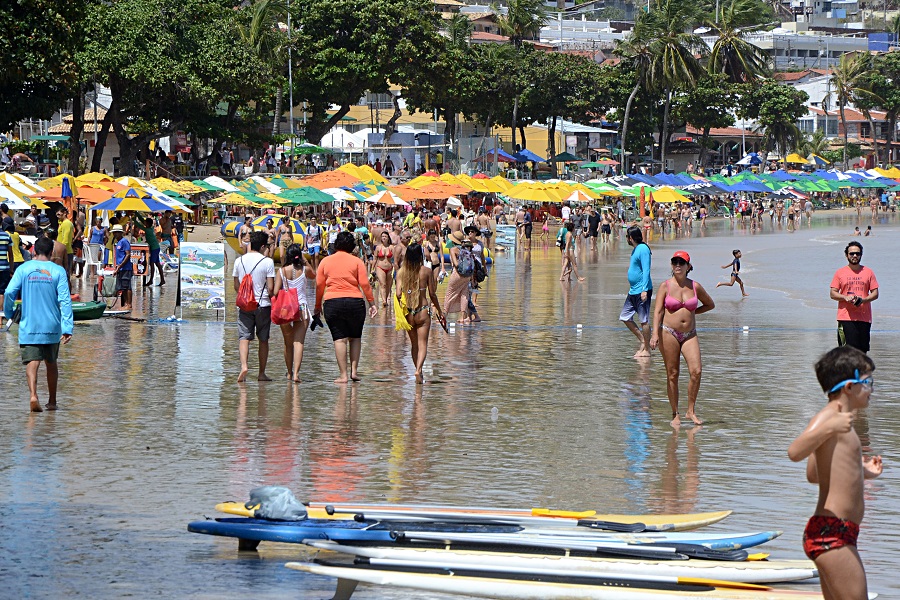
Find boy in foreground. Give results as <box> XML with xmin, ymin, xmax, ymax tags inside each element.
<box><xmin>788</xmin><ymin>346</ymin><xmax>883</xmax><ymax>599</ymax></box>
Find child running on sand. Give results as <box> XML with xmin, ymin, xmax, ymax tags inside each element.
<box><xmin>787</xmin><ymin>346</ymin><xmax>883</xmax><ymax>600</ymax></box>
<box><xmin>715</xmin><ymin>249</ymin><xmax>749</xmax><ymax>296</ymax></box>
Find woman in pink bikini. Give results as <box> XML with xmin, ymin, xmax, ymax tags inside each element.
<box><xmin>649</xmin><ymin>251</ymin><xmax>715</xmax><ymax>428</ymax></box>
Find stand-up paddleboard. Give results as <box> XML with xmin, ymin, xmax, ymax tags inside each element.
<box><xmin>288</xmin><ymin>562</ymin><xmax>873</xmax><ymax>600</ymax></box>
<box><xmin>188</xmin><ymin>518</ymin><xmax>775</xmax><ymax>559</ymax></box>
<box><xmin>305</xmin><ymin>541</ymin><xmax>818</xmax><ymax>584</ymax></box>
<box><xmin>216</xmin><ymin>501</ymin><xmax>731</xmax><ymax>532</ymax></box>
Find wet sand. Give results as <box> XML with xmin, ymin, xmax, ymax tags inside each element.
<box><xmin>0</xmin><ymin>208</ymin><xmax>897</xmax><ymax>598</ymax></box>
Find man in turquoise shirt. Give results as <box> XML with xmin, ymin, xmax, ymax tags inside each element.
<box><xmin>620</xmin><ymin>225</ymin><xmax>653</xmax><ymax>358</ymax></box>
<box><xmin>133</xmin><ymin>216</ymin><xmax>166</xmax><ymax>287</ymax></box>
<box><xmin>3</xmin><ymin>237</ymin><xmax>73</xmax><ymax>412</ymax></box>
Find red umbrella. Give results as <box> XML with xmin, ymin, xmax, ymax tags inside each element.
<box><xmin>472</xmin><ymin>173</ymin><xmax>490</xmax><ymax>179</ymax></box>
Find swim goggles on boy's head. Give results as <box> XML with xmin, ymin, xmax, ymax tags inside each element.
<box><xmin>828</xmin><ymin>369</ymin><xmax>874</xmax><ymax>393</ymax></box>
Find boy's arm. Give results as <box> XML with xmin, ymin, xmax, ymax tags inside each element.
<box><xmin>787</xmin><ymin>404</ymin><xmax>853</xmax><ymax>462</ymax></box>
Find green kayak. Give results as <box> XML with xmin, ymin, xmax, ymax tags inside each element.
<box><xmin>72</xmin><ymin>301</ymin><xmax>107</xmax><ymax>321</ymax></box>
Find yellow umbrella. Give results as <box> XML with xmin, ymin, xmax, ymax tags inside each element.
<box><xmin>439</xmin><ymin>172</ymin><xmax>474</xmax><ymax>190</ymax></box>
<box><xmin>506</xmin><ymin>183</ymin><xmax>566</xmax><ymax>203</ymax></box>
<box><xmin>1</xmin><ymin>172</ymin><xmax>46</xmax><ymax>193</ymax></box>
<box><xmin>220</xmin><ymin>192</ymin><xmax>256</xmax><ymax>207</ymax></box>
<box><xmin>406</xmin><ymin>174</ymin><xmax>441</xmax><ymax>189</ymax></box>
<box><xmin>569</xmin><ymin>183</ymin><xmax>601</xmax><ymax>199</ymax></box>
<box><xmin>650</xmin><ymin>186</ymin><xmax>688</xmax><ymax>203</ymax></box>
<box><xmin>565</xmin><ymin>190</ymin><xmax>596</xmax><ymax>203</ymax></box>
<box><xmin>491</xmin><ymin>175</ymin><xmax>514</xmax><ymax>192</ymax></box>
<box><xmin>149</xmin><ymin>177</ymin><xmax>179</xmax><ymax>192</ymax></box>
<box><xmin>785</xmin><ymin>153</ymin><xmax>808</xmax><ymax>164</ymax></box>
<box><xmin>76</xmin><ymin>172</ymin><xmax>114</xmax><ymax>183</ymax></box>
<box><xmin>116</xmin><ymin>176</ymin><xmax>150</xmax><ymax>188</ymax></box>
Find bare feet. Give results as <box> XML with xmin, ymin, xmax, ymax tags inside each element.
<box><xmin>334</xmin><ymin>377</ymin><xmax>349</xmax><ymax>384</ymax></box>
<box><xmin>633</xmin><ymin>347</ymin><xmax>651</xmax><ymax>358</ymax></box>
<box><xmin>257</xmin><ymin>373</ymin><xmax>272</xmax><ymax>381</ymax></box>
<box><xmin>350</xmin><ymin>373</ymin><xmax>361</xmax><ymax>382</ymax></box>
<box><xmin>577</xmin><ymin>277</ymin><xmax>585</xmax><ymax>282</ymax></box>
<box><xmin>685</xmin><ymin>411</ymin><xmax>703</xmax><ymax>425</ymax></box>
<box><xmin>670</xmin><ymin>414</ymin><xmax>681</xmax><ymax>429</ymax></box>
<box><xmin>237</xmin><ymin>368</ymin><xmax>249</xmax><ymax>383</ymax></box>
<box><xmin>45</xmin><ymin>402</ymin><xmax>58</xmax><ymax>411</ymax></box>
<box><xmin>30</xmin><ymin>400</ymin><xmax>43</xmax><ymax>413</ymax></box>
<box><xmin>292</xmin><ymin>375</ymin><xmax>302</xmax><ymax>383</ymax></box>
<box><xmin>715</xmin><ymin>282</ymin><xmax>723</xmax><ymax>288</ymax></box>
<box><xmin>742</xmin><ymin>293</ymin><xmax>750</xmax><ymax>297</ymax></box>
<box><xmin>123</xmin><ymin>305</ymin><xmax>133</xmax><ymax>311</ymax></box>
<box><xmin>414</xmin><ymin>372</ymin><xmax>424</xmax><ymax>384</ymax></box>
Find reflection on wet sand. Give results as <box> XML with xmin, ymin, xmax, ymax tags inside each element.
<box><xmin>650</xmin><ymin>426</ymin><xmax>701</xmax><ymax>515</ymax></box>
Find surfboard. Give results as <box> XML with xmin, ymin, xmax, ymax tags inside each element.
<box><xmin>287</xmin><ymin>562</ymin><xmax>860</xmax><ymax>600</ymax></box>
<box><xmin>305</xmin><ymin>541</ymin><xmax>817</xmax><ymax>584</ymax></box>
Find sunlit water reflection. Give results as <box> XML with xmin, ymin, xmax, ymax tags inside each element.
<box><xmin>1</xmin><ymin>209</ymin><xmax>898</xmax><ymax>598</ymax></box>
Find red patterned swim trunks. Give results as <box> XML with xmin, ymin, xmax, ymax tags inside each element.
<box><xmin>802</xmin><ymin>515</ymin><xmax>860</xmax><ymax>560</ymax></box>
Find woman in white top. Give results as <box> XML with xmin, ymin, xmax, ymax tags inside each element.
<box><xmin>273</xmin><ymin>243</ymin><xmax>316</xmax><ymax>382</ymax></box>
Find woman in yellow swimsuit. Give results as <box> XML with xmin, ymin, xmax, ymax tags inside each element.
<box><xmin>396</xmin><ymin>242</ymin><xmax>444</xmax><ymax>384</ymax></box>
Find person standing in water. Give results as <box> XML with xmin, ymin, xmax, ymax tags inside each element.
<box><xmin>396</xmin><ymin>242</ymin><xmax>445</xmax><ymax>384</ymax></box>
<box><xmin>649</xmin><ymin>251</ymin><xmax>715</xmax><ymax>428</ymax></box>
<box><xmin>716</xmin><ymin>249</ymin><xmax>748</xmax><ymax>296</ymax></box>
<box><xmin>830</xmin><ymin>241</ymin><xmax>878</xmax><ymax>354</ymax></box>
<box><xmin>620</xmin><ymin>226</ymin><xmax>652</xmax><ymax>358</ymax></box>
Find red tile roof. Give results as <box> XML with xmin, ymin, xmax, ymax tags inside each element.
<box><xmin>685</xmin><ymin>125</ymin><xmax>763</xmax><ymax>137</ymax></box>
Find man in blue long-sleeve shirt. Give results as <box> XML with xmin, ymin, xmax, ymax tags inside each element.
<box><xmin>620</xmin><ymin>225</ymin><xmax>652</xmax><ymax>358</ymax></box>
<box><xmin>3</xmin><ymin>237</ymin><xmax>73</xmax><ymax>412</ymax></box>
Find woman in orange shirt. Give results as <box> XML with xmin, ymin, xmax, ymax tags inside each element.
<box><xmin>315</xmin><ymin>231</ymin><xmax>377</xmax><ymax>383</ymax></box>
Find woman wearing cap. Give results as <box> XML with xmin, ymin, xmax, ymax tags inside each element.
<box><xmin>649</xmin><ymin>251</ymin><xmax>715</xmax><ymax>428</ymax></box>
<box><xmin>443</xmin><ymin>230</ymin><xmax>474</xmax><ymax>323</ymax></box>
<box><xmin>314</xmin><ymin>231</ymin><xmax>377</xmax><ymax>384</ymax></box>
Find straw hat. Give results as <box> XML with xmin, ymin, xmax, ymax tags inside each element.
<box><xmin>111</xmin><ymin>224</ymin><xmax>124</xmax><ymax>233</ymax></box>
<box><xmin>450</xmin><ymin>230</ymin><xmax>464</xmax><ymax>244</ymax></box>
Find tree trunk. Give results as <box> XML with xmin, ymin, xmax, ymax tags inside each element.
<box><xmin>865</xmin><ymin>114</ymin><xmax>879</xmax><ymax>168</ymax></box>
<box><xmin>840</xmin><ymin>103</ymin><xmax>848</xmax><ymax>170</ymax></box>
<box><xmin>660</xmin><ymin>88</ymin><xmax>672</xmax><ymax>175</ymax></box>
<box><xmin>272</xmin><ymin>85</ymin><xmax>283</xmax><ymax>137</ymax></box>
<box><xmin>620</xmin><ymin>80</ymin><xmax>640</xmax><ymax>175</ymax></box>
<box><xmin>67</xmin><ymin>87</ymin><xmax>85</xmax><ymax>175</ymax></box>
<box><xmin>698</xmin><ymin>126</ymin><xmax>711</xmax><ymax>168</ymax></box>
<box><xmin>89</xmin><ymin>98</ymin><xmax>115</xmax><ymax>174</ymax></box>
<box><xmin>511</xmin><ymin>94</ymin><xmax>519</xmax><ymax>154</ymax></box>
<box><xmin>885</xmin><ymin>114</ymin><xmax>896</xmax><ymax>165</ymax></box>
<box><xmin>305</xmin><ymin>103</ymin><xmax>351</xmax><ymax>146</ymax></box>
<box><xmin>548</xmin><ymin>119</ymin><xmax>557</xmax><ymax>177</ymax></box>
<box><xmin>380</xmin><ymin>93</ymin><xmax>403</xmax><ymax>166</ymax></box>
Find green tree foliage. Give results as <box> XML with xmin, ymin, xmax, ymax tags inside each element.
<box><xmin>827</xmin><ymin>53</ymin><xmax>877</xmax><ymax>169</ymax></box>
<box><xmin>738</xmin><ymin>81</ymin><xmax>808</xmax><ymax>159</ymax></box>
<box><xmin>291</xmin><ymin>0</ymin><xmax>442</xmax><ymax>145</ymax></box>
<box><xmin>520</xmin><ymin>52</ymin><xmax>610</xmax><ymax>169</ymax></box>
<box><xmin>706</xmin><ymin>0</ymin><xmax>772</xmax><ymax>83</ymax></box>
<box><xmin>81</xmin><ymin>0</ymin><xmax>267</xmax><ymax>174</ymax></box>
<box><xmin>671</xmin><ymin>75</ymin><xmax>738</xmax><ymax>166</ymax></box>
<box><xmin>240</xmin><ymin>0</ymin><xmax>290</xmax><ymax>137</ymax></box>
<box><xmin>859</xmin><ymin>52</ymin><xmax>900</xmax><ymax>165</ymax></box>
<box><xmin>0</xmin><ymin>0</ymin><xmax>84</xmax><ymax>131</ymax></box>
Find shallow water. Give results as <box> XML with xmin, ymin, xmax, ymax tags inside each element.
<box><xmin>1</xmin><ymin>209</ymin><xmax>898</xmax><ymax>599</ymax></box>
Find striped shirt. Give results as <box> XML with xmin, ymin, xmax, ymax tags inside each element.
<box><xmin>0</xmin><ymin>230</ymin><xmax>11</xmax><ymax>271</ymax></box>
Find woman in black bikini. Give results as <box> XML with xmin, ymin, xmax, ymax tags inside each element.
<box><xmin>373</xmin><ymin>231</ymin><xmax>395</xmax><ymax>307</ymax></box>
<box><xmin>424</xmin><ymin>229</ymin><xmax>446</xmax><ymax>287</ymax></box>
<box><xmin>649</xmin><ymin>251</ymin><xmax>715</xmax><ymax>428</ymax></box>
<box><xmin>396</xmin><ymin>243</ymin><xmax>445</xmax><ymax>384</ymax></box>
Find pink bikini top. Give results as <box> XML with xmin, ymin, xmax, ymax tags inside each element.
<box><xmin>664</xmin><ymin>280</ymin><xmax>699</xmax><ymax>313</ymax></box>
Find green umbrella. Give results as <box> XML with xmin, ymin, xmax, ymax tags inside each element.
<box><xmin>550</xmin><ymin>152</ymin><xmax>584</xmax><ymax>163</ymax></box>
<box><xmin>290</xmin><ymin>143</ymin><xmax>329</xmax><ymax>155</ymax></box>
<box><xmin>278</xmin><ymin>186</ymin><xmax>334</xmax><ymax>205</ymax></box>
<box><xmin>163</xmin><ymin>189</ymin><xmax>196</xmax><ymax>206</ymax></box>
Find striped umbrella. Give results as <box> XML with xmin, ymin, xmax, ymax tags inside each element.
<box><xmin>90</xmin><ymin>188</ymin><xmax>174</xmax><ymax>212</ymax></box>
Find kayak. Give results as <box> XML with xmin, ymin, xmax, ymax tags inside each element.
<box><xmin>188</xmin><ymin>517</ymin><xmax>778</xmax><ymax>555</ymax></box>
<box><xmin>216</xmin><ymin>501</ymin><xmax>731</xmax><ymax>532</ymax></box>
<box><xmin>305</xmin><ymin>541</ymin><xmax>818</xmax><ymax>584</ymax></box>
<box><xmin>287</xmin><ymin>562</ymin><xmax>861</xmax><ymax>600</ymax></box>
<box><xmin>72</xmin><ymin>301</ymin><xmax>107</xmax><ymax>321</ymax></box>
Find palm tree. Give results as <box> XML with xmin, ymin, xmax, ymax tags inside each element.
<box><xmin>828</xmin><ymin>53</ymin><xmax>877</xmax><ymax>170</ymax></box>
<box><xmin>240</xmin><ymin>0</ymin><xmax>290</xmax><ymax>137</ymax></box>
<box><xmin>495</xmin><ymin>0</ymin><xmax>548</xmax><ymax>154</ymax></box>
<box><xmin>799</xmin><ymin>129</ymin><xmax>829</xmax><ymax>157</ymax></box>
<box><xmin>613</xmin><ymin>17</ymin><xmax>654</xmax><ymax>174</ymax></box>
<box><xmin>447</xmin><ymin>13</ymin><xmax>473</xmax><ymax>49</ymax></box>
<box><xmin>706</xmin><ymin>0</ymin><xmax>772</xmax><ymax>83</ymax></box>
<box><xmin>645</xmin><ymin>0</ymin><xmax>707</xmax><ymax>173</ymax></box>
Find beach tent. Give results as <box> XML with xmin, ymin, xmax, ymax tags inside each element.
<box><xmin>514</xmin><ymin>149</ymin><xmax>546</xmax><ymax>163</ymax></box>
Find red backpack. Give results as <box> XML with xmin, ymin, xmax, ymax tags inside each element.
<box><xmin>236</xmin><ymin>257</ymin><xmax>264</xmax><ymax>312</ymax></box>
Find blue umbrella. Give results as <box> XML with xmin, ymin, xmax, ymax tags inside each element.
<box><xmin>61</xmin><ymin>176</ymin><xmax>74</xmax><ymax>200</ymax></box>
<box><xmin>91</xmin><ymin>189</ymin><xmax>174</xmax><ymax>213</ymax></box>
<box><xmin>514</xmin><ymin>148</ymin><xmax>547</xmax><ymax>162</ymax></box>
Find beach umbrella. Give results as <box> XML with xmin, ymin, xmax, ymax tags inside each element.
<box><xmin>474</xmin><ymin>148</ymin><xmax>517</xmax><ymax>163</ymax></box>
<box><xmin>580</xmin><ymin>162</ymin><xmax>605</xmax><ymax>169</ymax></box>
<box><xmin>505</xmin><ymin>183</ymin><xmax>566</xmax><ymax>203</ymax></box>
<box><xmin>218</xmin><ymin>192</ymin><xmax>258</xmax><ymax>207</ymax></box>
<box><xmin>32</xmin><ymin>185</ymin><xmax>112</xmax><ymax>205</ymax></box>
<box><xmin>251</xmin><ymin>214</ymin><xmax>305</xmax><ymax>235</ymax></box>
<box><xmin>807</xmin><ymin>154</ymin><xmax>830</xmax><ymax>167</ymax></box>
<box><xmin>565</xmin><ymin>190</ymin><xmax>595</xmax><ymax>203</ymax></box>
<box><xmin>735</xmin><ymin>152</ymin><xmax>762</xmax><ymax>166</ymax></box>
<box><xmin>785</xmin><ymin>153</ymin><xmax>808</xmax><ymax>164</ymax></box>
<box><xmin>116</xmin><ymin>176</ymin><xmax>149</xmax><ymax>188</ymax></box>
<box><xmin>290</xmin><ymin>143</ymin><xmax>329</xmax><ymax>155</ymax></box>
<box><xmin>446</xmin><ymin>196</ymin><xmax>464</xmax><ymax>209</ymax></box>
<box><xmin>513</xmin><ymin>148</ymin><xmax>546</xmax><ymax>163</ymax></box>
<box><xmin>277</xmin><ymin>186</ymin><xmax>335</xmax><ymax>205</ymax></box>
<box><xmin>203</xmin><ymin>176</ymin><xmax>240</xmax><ymax>192</ymax></box>
<box><xmin>303</xmin><ymin>170</ymin><xmax>361</xmax><ymax>190</ymax></box>
<box><xmin>0</xmin><ymin>186</ymin><xmax>48</xmax><ymax>209</ymax></box>
<box><xmin>472</xmin><ymin>173</ymin><xmax>490</xmax><ymax>179</ymax></box>
<box><xmin>77</xmin><ymin>172</ymin><xmax>114</xmax><ymax>183</ymax></box>
<box><xmin>549</xmin><ymin>151</ymin><xmax>584</xmax><ymax>163</ymax></box>
<box><xmin>649</xmin><ymin>187</ymin><xmax>688</xmax><ymax>203</ymax></box>
<box><xmin>366</xmin><ymin>190</ymin><xmax>410</xmax><ymax>206</ymax></box>
<box><xmin>90</xmin><ymin>188</ymin><xmax>173</xmax><ymax>212</ymax></box>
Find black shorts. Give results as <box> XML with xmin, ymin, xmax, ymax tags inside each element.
<box><xmin>838</xmin><ymin>320</ymin><xmax>871</xmax><ymax>353</ymax></box>
<box><xmin>523</xmin><ymin>223</ymin><xmax>533</xmax><ymax>239</ymax></box>
<box><xmin>601</xmin><ymin>224</ymin><xmax>611</xmax><ymax>234</ymax></box>
<box><xmin>116</xmin><ymin>270</ymin><xmax>133</xmax><ymax>292</ymax></box>
<box><xmin>588</xmin><ymin>229</ymin><xmax>599</xmax><ymax>238</ymax></box>
<box><xmin>323</xmin><ymin>297</ymin><xmax>367</xmax><ymax>341</ymax></box>
<box><xmin>0</xmin><ymin>269</ymin><xmax>10</xmax><ymax>294</ymax></box>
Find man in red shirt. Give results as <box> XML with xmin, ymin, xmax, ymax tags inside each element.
<box><xmin>830</xmin><ymin>241</ymin><xmax>878</xmax><ymax>353</ymax></box>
